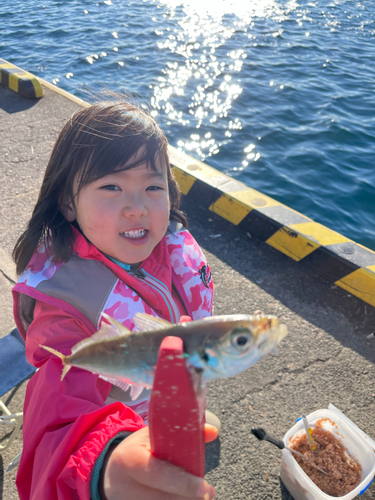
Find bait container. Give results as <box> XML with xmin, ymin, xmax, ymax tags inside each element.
<box><xmin>280</xmin><ymin>407</ymin><xmax>375</xmax><ymax>500</ymax></box>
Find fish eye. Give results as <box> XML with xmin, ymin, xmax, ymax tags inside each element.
<box><xmin>230</xmin><ymin>327</ymin><xmax>253</xmax><ymax>351</ymax></box>
<box><xmin>201</xmin><ymin>352</ymin><xmax>209</xmax><ymax>362</ymax></box>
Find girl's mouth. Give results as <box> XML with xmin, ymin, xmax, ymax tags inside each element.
<box><xmin>120</xmin><ymin>229</ymin><xmax>148</xmax><ymax>240</ymax></box>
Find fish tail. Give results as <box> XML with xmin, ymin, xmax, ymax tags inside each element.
<box><xmin>61</xmin><ymin>365</ymin><xmax>72</xmax><ymax>381</ymax></box>
<box><xmin>40</xmin><ymin>345</ymin><xmax>71</xmax><ymax>380</ymax></box>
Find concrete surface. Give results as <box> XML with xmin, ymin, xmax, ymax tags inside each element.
<box><xmin>1</xmin><ymin>84</ymin><xmax>375</xmax><ymax>500</ymax></box>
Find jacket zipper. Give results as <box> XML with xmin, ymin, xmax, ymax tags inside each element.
<box><xmin>129</xmin><ymin>267</ymin><xmax>180</xmax><ymax>323</ymax></box>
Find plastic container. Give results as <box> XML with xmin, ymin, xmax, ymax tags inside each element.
<box><xmin>280</xmin><ymin>408</ymin><xmax>375</xmax><ymax>500</ymax></box>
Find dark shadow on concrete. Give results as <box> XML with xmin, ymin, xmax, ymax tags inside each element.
<box><xmin>279</xmin><ymin>478</ymin><xmax>295</xmax><ymax>499</ymax></box>
<box><xmin>0</xmin><ymin>86</ymin><xmax>39</xmax><ymax>114</ymax></box>
<box><xmin>205</xmin><ymin>438</ymin><xmax>221</xmax><ymax>474</ymax></box>
<box><xmin>181</xmin><ymin>197</ymin><xmax>375</xmax><ymax>366</ymax></box>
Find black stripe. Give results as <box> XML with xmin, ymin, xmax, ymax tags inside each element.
<box><xmin>298</xmin><ymin>245</ymin><xmax>360</xmax><ymax>283</ymax></box>
<box><xmin>325</xmin><ymin>242</ymin><xmax>375</xmax><ymax>268</ymax></box>
<box><xmin>3</xmin><ymin>67</ymin><xmax>27</xmax><ymax>76</ymax></box>
<box><xmin>256</xmin><ymin>205</ymin><xmax>311</xmax><ymax>226</ymax></box>
<box><xmin>1</xmin><ymin>71</ymin><xmax>9</xmax><ymax>87</ymax></box>
<box><xmin>218</xmin><ymin>179</ymin><xmax>251</xmax><ymax>193</ymax></box>
<box><xmin>18</xmin><ymin>79</ymin><xmax>37</xmax><ymax>99</ymax></box>
<box><xmin>239</xmin><ymin>209</ymin><xmax>284</xmax><ymax>242</ymax></box>
<box><xmin>182</xmin><ymin>179</ymin><xmax>220</xmax><ymax>211</ymax></box>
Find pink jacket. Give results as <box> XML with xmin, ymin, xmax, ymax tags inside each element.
<box><xmin>12</xmin><ymin>223</ymin><xmax>213</xmax><ymax>500</ymax></box>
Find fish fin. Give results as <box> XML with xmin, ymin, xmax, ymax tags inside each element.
<box><xmin>261</xmin><ymin>324</ymin><xmax>288</xmax><ymax>356</ymax></box>
<box><xmin>71</xmin><ymin>319</ymin><xmax>132</xmax><ymax>355</ymax></box>
<box><xmin>40</xmin><ymin>345</ymin><xmax>66</xmax><ymax>361</ymax></box>
<box><xmin>271</xmin><ymin>324</ymin><xmax>288</xmax><ymax>343</ymax></box>
<box><xmin>40</xmin><ymin>345</ymin><xmax>70</xmax><ymax>381</ymax></box>
<box><xmin>99</xmin><ymin>375</ymin><xmax>131</xmax><ymax>392</ymax></box>
<box><xmin>61</xmin><ymin>365</ymin><xmax>71</xmax><ymax>381</ymax></box>
<box><xmin>130</xmin><ymin>384</ymin><xmax>144</xmax><ymax>400</ymax></box>
<box><xmin>101</xmin><ymin>313</ymin><xmax>132</xmax><ymax>335</ymax></box>
<box><xmin>98</xmin><ymin>376</ymin><xmax>145</xmax><ymax>400</ymax></box>
<box><xmin>134</xmin><ymin>312</ymin><xmax>171</xmax><ymax>331</ymax></box>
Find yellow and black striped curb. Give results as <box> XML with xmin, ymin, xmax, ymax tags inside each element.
<box><xmin>169</xmin><ymin>148</ymin><xmax>375</xmax><ymax>309</ymax></box>
<box><xmin>3</xmin><ymin>65</ymin><xmax>373</xmax><ymax>308</ymax></box>
<box><xmin>0</xmin><ymin>59</ymin><xmax>43</xmax><ymax>99</ymax></box>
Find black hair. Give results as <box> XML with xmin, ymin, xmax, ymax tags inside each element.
<box><xmin>13</xmin><ymin>99</ymin><xmax>187</xmax><ymax>275</ymax></box>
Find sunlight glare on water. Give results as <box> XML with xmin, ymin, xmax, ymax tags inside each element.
<box><xmin>151</xmin><ymin>0</ymin><xmax>297</xmax><ymax>163</ymax></box>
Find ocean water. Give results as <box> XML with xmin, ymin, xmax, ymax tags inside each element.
<box><xmin>1</xmin><ymin>0</ymin><xmax>375</xmax><ymax>250</ymax></box>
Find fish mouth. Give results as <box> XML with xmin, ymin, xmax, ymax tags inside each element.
<box><xmin>120</xmin><ymin>229</ymin><xmax>148</xmax><ymax>239</ymax></box>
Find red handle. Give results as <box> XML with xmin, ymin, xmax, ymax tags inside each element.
<box><xmin>148</xmin><ymin>336</ymin><xmax>205</xmax><ymax>477</ymax></box>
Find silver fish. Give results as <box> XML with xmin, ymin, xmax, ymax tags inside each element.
<box><xmin>41</xmin><ymin>312</ymin><xmax>288</xmax><ymax>387</ymax></box>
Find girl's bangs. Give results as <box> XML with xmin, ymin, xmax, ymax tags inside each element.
<box><xmin>76</xmin><ymin>133</ymin><xmax>166</xmax><ymax>192</ymax></box>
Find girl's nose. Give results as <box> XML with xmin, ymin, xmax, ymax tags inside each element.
<box><xmin>122</xmin><ymin>196</ymin><xmax>147</xmax><ymax>218</ymax></box>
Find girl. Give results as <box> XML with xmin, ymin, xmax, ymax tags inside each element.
<box><xmin>12</xmin><ymin>99</ymin><xmax>216</xmax><ymax>500</ymax></box>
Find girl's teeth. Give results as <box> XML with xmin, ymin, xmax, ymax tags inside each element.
<box><xmin>122</xmin><ymin>229</ymin><xmax>146</xmax><ymax>238</ymax></box>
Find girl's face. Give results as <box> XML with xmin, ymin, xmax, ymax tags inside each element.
<box><xmin>64</xmin><ymin>149</ymin><xmax>170</xmax><ymax>265</ymax></box>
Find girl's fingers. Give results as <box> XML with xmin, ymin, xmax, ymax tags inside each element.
<box><xmin>113</xmin><ymin>429</ymin><xmax>213</xmax><ymax>498</ymax></box>
<box><xmin>110</xmin><ymin>473</ymin><xmax>214</xmax><ymax>500</ymax></box>
<box><xmin>107</xmin><ymin>426</ymin><xmax>216</xmax><ymax>499</ymax></box>
<box><xmin>121</xmin><ymin>445</ymin><xmax>213</xmax><ymax>498</ymax></box>
<box><xmin>204</xmin><ymin>424</ymin><xmax>219</xmax><ymax>443</ymax></box>
<box><xmin>180</xmin><ymin>315</ymin><xmax>192</xmax><ymax>323</ymax></box>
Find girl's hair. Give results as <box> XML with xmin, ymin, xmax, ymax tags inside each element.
<box><xmin>13</xmin><ymin>98</ymin><xmax>187</xmax><ymax>275</ymax></box>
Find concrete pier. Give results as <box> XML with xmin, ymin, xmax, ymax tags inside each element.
<box><xmin>1</xmin><ymin>82</ymin><xmax>375</xmax><ymax>500</ymax></box>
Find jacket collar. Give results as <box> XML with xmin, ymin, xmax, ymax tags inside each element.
<box><xmin>71</xmin><ymin>225</ymin><xmax>173</xmax><ymax>291</ymax></box>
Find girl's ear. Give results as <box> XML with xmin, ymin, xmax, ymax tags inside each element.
<box><xmin>60</xmin><ymin>200</ymin><xmax>77</xmax><ymax>222</ymax></box>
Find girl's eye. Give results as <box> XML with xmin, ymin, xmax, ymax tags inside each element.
<box><xmin>147</xmin><ymin>185</ymin><xmax>164</xmax><ymax>191</ymax></box>
<box><xmin>101</xmin><ymin>185</ymin><xmax>120</xmax><ymax>191</ymax></box>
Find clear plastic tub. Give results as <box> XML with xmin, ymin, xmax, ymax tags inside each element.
<box><xmin>280</xmin><ymin>408</ymin><xmax>375</xmax><ymax>500</ymax></box>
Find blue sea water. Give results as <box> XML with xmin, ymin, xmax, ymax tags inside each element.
<box><xmin>1</xmin><ymin>0</ymin><xmax>375</xmax><ymax>250</ymax></box>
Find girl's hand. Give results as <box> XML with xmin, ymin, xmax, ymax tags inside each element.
<box><xmin>101</xmin><ymin>426</ymin><xmax>216</xmax><ymax>500</ymax></box>
<box><xmin>180</xmin><ymin>315</ymin><xmax>193</xmax><ymax>323</ymax></box>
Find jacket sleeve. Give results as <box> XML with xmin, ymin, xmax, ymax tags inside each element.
<box><xmin>17</xmin><ymin>301</ymin><xmax>146</xmax><ymax>500</ymax></box>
